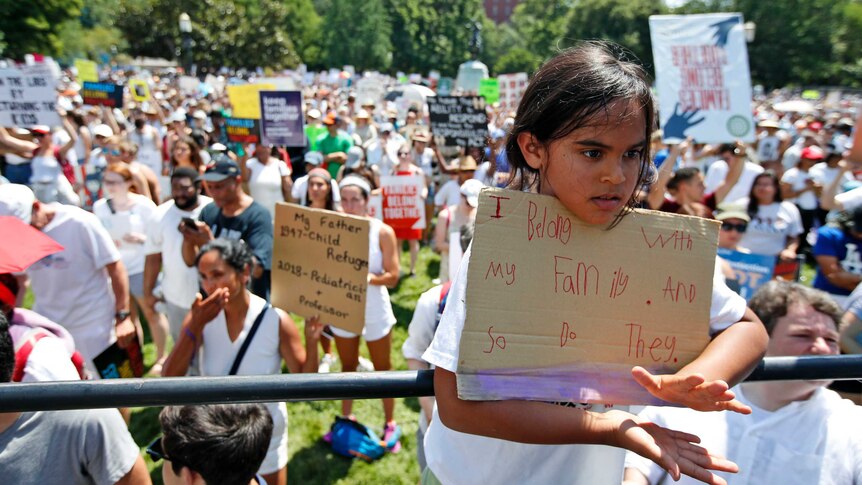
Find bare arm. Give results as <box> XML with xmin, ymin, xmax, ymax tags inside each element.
<box><xmin>816</xmin><ymin>255</ymin><xmax>862</xmax><ymax>292</ymax></box>
<box><xmin>712</xmin><ymin>155</ymin><xmax>744</xmax><ymax>204</ymax></box>
<box><xmin>646</xmin><ymin>151</ymin><xmax>676</xmax><ymax>210</ymax></box>
<box><xmin>57</xmin><ymin>116</ymin><xmax>78</xmax><ymax>158</ymax></box>
<box><xmin>142</xmin><ymin>253</ymin><xmax>162</xmax><ymax>314</ymax></box>
<box><xmin>105</xmin><ymin>260</ymin><xmax>135</xmax><ymax>348</ymax></box>
<box><xmin>278</xmin><ymin>311</ymin><xmax>322</xmax><ymax>373</ymax></box>
<box><xmin>113</xmin><ymin>455</ymin><xmax>151</xmax><ymax>485</ymax></box>
<box><xmin>0</xmin><ymin>126</ymin><xmax>37</xmax><ymax>156</ymax></box>
<box><xmin>820</xmin><ymin>161</ymin><xmax>853</xmax><ymax>211</ymax></box>
<box><xmin>407</xmin><ymin>358</ymin><xmax>435</xmax><ymax>422</ymax></box>
<box><xmin>840</xmin><ymin>312</ymin><xmax>862</xmax><ymax>355</ymax></box>
<box><xmin>370</xmin><ymin>223</ymin><xmax>400</xmax><ymax>288</ymax></box>
<box><xmin>434</xmin><ymin>207</ymin><xmax>450</xmax><ymax>253</ymax></box>
<box><xmin>162</xmin><ymin>289</ymin><xmax>228</xmax><ymax>377</ymax></box>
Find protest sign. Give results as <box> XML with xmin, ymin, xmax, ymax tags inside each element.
<box><xmin>259</xmin><ymin>91</ymin><xmax>306</xmax><ymax>147</ymax></box>
<box><xmin>272</xmin><ymin>203</ymin><xmax>370</xmax><ymax>333</ymax></box>
<box><xmin>256</xmin><ymin>76</ymin><xmax>298</xmax><ymax>91</ymax></box>
<box><xmin>479</xmin><ymin>78</ymin><xmax>500</xmax><ymax>104</ymax></box>
<box><xmin>497</xmin><ymin>72</ymin><xmax>528</xmax><ymax>114</ymax></box>
<box><xmin>82</xmin><ymin>82</ymin><xmax>124</xmax><ymax>108</ymax></box>
<box><xmin>457</xmin><ymin>188</ymin><xmax>718</xmax><ymax>405</ymax></box>
<box><xmin>717</xmin><ymin>248</ymin><xmax>775</xmax><ymax>301</ymax></box>
<box><xmin>355</xmin><ymin>76</ymin><xmax>386</xmax><ymax>106</ymax></box>
<box><xmin>427</xmin><ymin>96</ymin><xmax>488</xmax><ymax>148</ymax></box>
<box><xmin>178</xmin><ymin>76</ymin><xmax>199</xmax><ymax>94</ymax></box>
<box><xmin>129</xmin><ymin>79</ymin><xmax>151</xmax><ymax>102</ymax></box>
<box><xmin>0</xmin><ymin>64</ymin><xmax>60</xmax><ymax>127</ymax></box>
<box><xmin>74</xmin><ymin>59</ymin><xmax>99</xmax><ymax>83</ymax></box>
<box><xmin>368</xmin><ymin>193</ymin><xmax>383</xmax><ymax>221</ymax></box>
<box><xmin>650</xmin><ymin>13</ymin><xmax>755</xmax><ymax>144</ymax></box>
<box><xmin>437</xmin><ymin>77</ymin><xmax>454</xmax><ymax>96</ymax></box>
<box><xmin>93</xmin><ymin>338</ymin><xmax>144</xmax><ymax>379</ymax></box>
<box><xmin>224</xmin><ymin>117</ymin><xmax>261</xmax><ymax>144</ymax></box>
<box><xmin>379</xmin><ymin>175</ymin><xmax>426</xmax><ymax>230</ymax></box>
<box><xmin>227</xmin><ymin>83</ymin><xmax>275</xmax><ymax>119</ymax></box>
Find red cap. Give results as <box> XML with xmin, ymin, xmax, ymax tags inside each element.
<box><xmin>800</xmin><ymin>146</ymin><xmax>825</xmax><ymax>161</ymax></box>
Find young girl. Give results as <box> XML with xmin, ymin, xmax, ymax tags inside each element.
<box><xmin>421</xmin><ymin>43</ymin><xmax>768</xmax><ymax>485</ymax></box>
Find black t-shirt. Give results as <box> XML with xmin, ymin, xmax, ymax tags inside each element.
<box><xmin>200</xmin><ymin>201</ymin><xmax>272</xmax><ymax>270</ymax></box>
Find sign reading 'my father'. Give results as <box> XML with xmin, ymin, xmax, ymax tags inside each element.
<box><xmin>457</xmin><ymin>188</ymin><xmax>719</xmax><ymax>405</ymax></box>
<box><xmin>272</xmin><ymin>203</ymin><xmax>369</xmax><ymax>334</ymax></box>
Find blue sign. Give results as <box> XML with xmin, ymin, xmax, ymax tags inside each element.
<box><xmin>717</xmin><ymin>248</ymin><xmax>776</xmax><ymax>301</ymax></box>
<box><xmin>259</xmin><ymin>91</ymin><xmax>306</xmax><ymax>147</ymax></box>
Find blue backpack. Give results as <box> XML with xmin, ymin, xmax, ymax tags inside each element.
<box><xmin>329</xmin><ymin>416</ymin><xmax>401</xmax><ymax>462</ymax></box>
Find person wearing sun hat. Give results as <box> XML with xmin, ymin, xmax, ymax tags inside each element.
<box><xmin>354</xmin><ymin>109</ymin><xmax>377</xmax><ymax>145</ymax></box>
<box><xmin>755</xmin><ymin>119</ymin><xmax>789</xmax><ymax>174</ymax></box>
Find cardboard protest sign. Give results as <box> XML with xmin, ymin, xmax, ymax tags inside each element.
<box><xmin>457</xmin><ymin>188</ymin><xmax>718</xmax><ymax>405</ymax></box>
<box><xmin>227</xmin><ymin>83</ymin><xmax>275</xmax><ymax>119</ymax></box>
<box><xmin>224</xmin><ymin>117</ymin><xmax>261</xmax><ymax>144</ymax></box>
<box><xmin>497</xmin><ymin>72</ymin><xmax>528</xmax><ymax>114</ymax></box>
<box><xmin>272</xmin><ymin>203</ymin><xmax>370</xmax><ymax>333</ymax></box>
<box><xmin>427</xmin><ymin>96</ymin><xmax>488</xmax><ymax>148</ymax></box>
<box><xmin>380</xmin><ymin>175</ymin><xmax>426</xmax><ymax>230</ymax></box>
<box><xmin>650</xmin><ymin>13</ymin><xmax>755</xmax><ymax>144</ymax></box>
<box><xmin>74</xmin><ymin>59</ymin><xmax>99</xmax><ymax>83</ymax></box>
<box><xmin>93</xmin><ymin>338</ymin><xmax>144</xmax><ymax>379</ymax></box>
<box><xmin>717</xmin><ymin>248</ymin><xmax>775</xmax><ymax>301</ymax></box>
<box><xmin>0</xmin><ymin>64</ymin><xmax>60</xmax><ymax>127</ymax></box>
<box><xmin>128</xmin><ymin>79</ymin><xmax>151</xmax><ymax>102</ymax></box>
<box><xmin>82</xmin><ymin>82</ymin><xmax>124</xmax><ymax>108</ymax></box>
<box><xmin>479</xmin><ymin>78</ymin><xmax>500</xmax><ymax>104</ymax></box>
<box><xmin>259</xmin><ymin>91</ymin><xmax>306</xmax><ymax>147</ymax></box>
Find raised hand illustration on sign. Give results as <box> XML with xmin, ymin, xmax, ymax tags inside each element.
<box><xmin>663</xmin><ymin>103</ymin><xmax>705</xmax><ymax>143</ymax></box>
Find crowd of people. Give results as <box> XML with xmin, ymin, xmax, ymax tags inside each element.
<box><xmin>1</xmin><ymin>41</ymin><xmax>861</xmax><ymax>484</ymax></box>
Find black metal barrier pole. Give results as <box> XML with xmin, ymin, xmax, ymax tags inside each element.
<box><xmin>0</xmin><ymin>355</ymin><xmax>860</xmax><ymax>413</ymax></box>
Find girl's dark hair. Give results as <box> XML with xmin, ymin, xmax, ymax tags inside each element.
<box><xmin>171</xmin><ymin>135</ymin><xmax>204</xmax><ymax>172</ymax></box>
<box><xmin>747</xmin><ymin>171</ymin><xmax>782</xmax><ymax>219</ymax></box>
<box><xmin>195</xmin><ymin>238</ymin><xmax>254</xmax><ymax>274</ymax></box>
<box><xmin>505</xmin><ymin>41</ymin><xmax>656</xmax><ymax>226</ymax></box>
<box><xmin>304</xmin><ymin>172</ymin><xmax>335</xmax><ymax>211</ymax></box>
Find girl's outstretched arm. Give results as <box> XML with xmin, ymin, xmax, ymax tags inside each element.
<box><xmin>632</xmin><ymin>307</ymin><xmax>768</xmax><ymax>413</ymax></box>
<box><xmin>435</xmin><ymin>368</ymin><xmax>737</xmax><ymax>485</ymax></box>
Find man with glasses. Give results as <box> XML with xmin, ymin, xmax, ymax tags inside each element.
<box><xmin>148</xmin><ymin>403</ymin><xmax>272</xmax><ymax>485</ymax></box>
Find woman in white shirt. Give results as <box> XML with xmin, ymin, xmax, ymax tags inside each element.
<box><xmin>740</xmin><ymin>172</ymin><xmax>804</xmax><ymax>261</ymax></box>
<box><xmin>241</xmin><ymin>143</ymin><xmax>292</xmax><ymax>220</ymax></box>
<box><xmin>780</xmin><ymin>146</ymin><xmax>823</xmax><ymax>257</ymax></box>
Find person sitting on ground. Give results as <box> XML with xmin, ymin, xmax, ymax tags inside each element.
<box><xmin>623</xmin><ymin>280</ymin><xmax>862</xmax><ymax>485</ymax></box>
<box><xmin>149</xmin><ymin>403</ymin><xmax>273</xmax><ymax>485</ymax></box>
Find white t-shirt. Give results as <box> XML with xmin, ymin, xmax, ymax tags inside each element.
<box><xmin>835</xmin><ymin>186</ymin><xmax>862</xmax><ymax>212</ymax></box>
<box><xmin>246</xmin><ymin>157</ymin><xmax>291</xmax><ymax>220</ymax></box>
<box><xmin>780</xmin><ymin>167</ymin><xmax>818</xmax><ymax>210</ymax></box>
<box><xmin>26</xmin><ymin>204</ymin><xmax>121</xmax><ymax>360</ymax></box>
<box><xmin>625</xmin><ymin>386</ymin><xmax>862</xmax><ymax>485</ymax></box>
<box><xmin>93</xmin><ymin>194</ymin><xmax>158</xmax><ymax>275</ymax></box>
<box><xmin>128</xmin><ymin>126</ymin><xmax>162</xmax><ymax>175</ymax></box>
<box><xmin>704</xmin><ymin>160</ymin><xmax>764</xmax><ymax>204</ymax></box>
<box><xmin>756</xmin><ymin>134</ymin><xmax>783</xmax><ymax>162</ymax></box>
<box><xmin>144</xmin><ymin>196</ymin><xmax>212</xmax><ymax>308</ymax></box>
<box><xmin>810</xmin><ymin>163</ymin><xmax>854</xmax><ymax>195</ymax></box>
<box><xmin>364</xmin><ymin>136</ymin><xmax>402</xmax><ymax>176</ymax></box>
<box><xmin>403</xmin><ymin>284</ymin><xmax>445</xmax><ymax>434</ymax></box>
<box><xmin>434</xmin><ymin>179</ymin><xmax>462</xmax><ymax>208</ymax></box>
<box><xmin>421</xmin><ymin>245</ymin><xmax>747</xmax><ymax>485</ymax></box>
<box><xmin>739</xmin><ymin>199</ymin><xmax>804</xmax><ymax>257</ymax></box>
<box><xmin>290</xmin><ymin>174</ymin><xmax>341</xmax><ymax>206</ymax></box>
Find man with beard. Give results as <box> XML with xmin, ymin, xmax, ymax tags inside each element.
<box><xmin>143</xmin><ymin>167</ymin><xmax>212</xmax><ymax>348</ymax></box>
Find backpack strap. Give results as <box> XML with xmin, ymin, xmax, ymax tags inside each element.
<box><xmin>228</xmin><ymin>303</ymin><xmax>271</xmax><ymax>376</ymax></box>
<box><xmin>13</xmin><ymin>331</ymin><xmax>49</xmax><ymax>382</ymax></box>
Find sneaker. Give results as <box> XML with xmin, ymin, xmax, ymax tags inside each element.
<box><xmin>357</xmin><ymin>356</ymin><xmax>375</xmax><ymax>372</ymax></box>
<box><xmin>318</xmin><ymin>353</ymin><xmax>337</xmax><ymax>373</ymax></box>
<box><xmin>383</xmin><ymin>422</ymin><xmax>402</xmax><ymax>453</ymax></box>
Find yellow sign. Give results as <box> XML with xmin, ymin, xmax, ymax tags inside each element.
<box><xmin>227</xmin><ymin>83</ymin><xmax>275</xmax><ymax>119</ymax></box>
<box><xmin>74</xmin><ymin>59</ymin><xmax>98</xmax><ymax>83</ymax></box>
<box><xmin>457</xmin><ymin>188</ymin><xmax>718</xmax><ymax>405</ymax></box>
<box><xmin>272</xmin><ymin>203</ymin><xmax>370</xmax><ymax>333</ymax></box>
<box><xmin>129</xmin><ymin>79</ymin><xmax>151</xmax><ymax>102</ymax></box>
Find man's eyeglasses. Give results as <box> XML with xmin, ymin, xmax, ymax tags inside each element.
<box><xmin>720</xmin><ymin>222</ymin><xmax>747</xmax><ymax>233</ymax></box>
<box><xmin>146</xmin><ymin>437</ymin><xmax>186</xmax><ymax>467</ymax></box>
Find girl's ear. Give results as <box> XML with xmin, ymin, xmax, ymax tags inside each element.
<box><xmin>517</xmin><ymin>132</ymin><xmax>546</xmax><ymax>171</ymax></box>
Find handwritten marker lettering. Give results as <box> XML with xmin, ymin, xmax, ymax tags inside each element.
<box><xmin>626</xmin><ymin>323</ymin><xmax>678</xmax><ymax>363</ymax></box>
<box><xmin>527</xmin><ymin>201</ymin><xmax>572</xmax><ymax>244</ymax></box>
<box><xmin>485</xmin><ymin>261</ymin><xmax>516</xmax><ymax>285</ymax></box>
<box><xmin>489</xmin><ymin>195</ymin><xmax>510</xmax><ymax>219</ymax></box>
<box><xmin>608</xmin><ymin>267</ymin><xmax>629</xmax><ymax>299</ymax></box>
<box><xmin>662</xmin><ymin>276</ymin><xmax>697</xmax><ymax>303</ymax></box>
<box><xmin>640</xmin><ymin>227</ymin><xmax>693</xmax><ymax>251</ymax></box>
<box><xmin>553</xmin><ymin>256</ymin><xmax>599</xmax><ymax>296</ymax></box>
<box><xmin>484</xmin><ymin>326</ymin><xmax>507</xmax><ymax>354</ymax></box>
<box><xmin>560</xmin><ymin>321</ymin><xmax>577</xmax><ymax>347</ymax></box>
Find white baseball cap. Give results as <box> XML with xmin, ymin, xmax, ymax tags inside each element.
<box><xmin>0</xmin><ymin>184</ymin><xmax>36</xmax><ymax>224</ymax></box>
<box><xmin>460</xmin><ymin>179</ymin><xmax>484</xmax><ymax>208</ymax></box>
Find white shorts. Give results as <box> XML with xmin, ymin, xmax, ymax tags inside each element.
<box><xmin>258</xmin><ymin>402</ymin><xmax>288</xmax><ymax>474</ymax></box>
<box><xmin>330</xmin><ymin>317</ymin><xmax>396</xmax><ymax>342</ymax></box>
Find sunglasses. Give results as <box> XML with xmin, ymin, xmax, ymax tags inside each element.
<box><xmin>146</xmin><ymin>437</ymin><xmax>187</xmax><ymax>468</ymax></box>
<box><xmin>103</xmin><ymin>148</ymin><xmax>122</xmax><ymax>156</ymax></box>
<box><xmin>720</xmin><ymin>222</ymin><xmax>748</xmax><ymax>233</ymax></box>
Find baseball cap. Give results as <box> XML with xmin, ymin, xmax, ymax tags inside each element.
<box><xmin>379</xmin><ymin>122</ymin><xmax>394</xmax><ymax>133</ymax></box>
<box><xmin>800</xmin><ymin>146</ymin><xmax>825</xmax><ymax>161</ymax></box>
<box><xmin>304</xmin><ymin>151</ymin><xmax>324</xmax><ymax>166</ymax></box>
<box><xmin>460</xmin><ymin>179</ymin><xmax>484</xmax><ymax>208</ymax></box>
<box><xmin>307</xmin><ymin>108</ymin><xmax>321</xmax><ymax>119</ymax></box>
<box><xmin>322</xmin><ymin>113</ymin><xmax>339</xmax><ymax>126</ymax></box>
<box><xmin>0</xmin><ymin>184</ymin><xmax>36</xmax><ymax>224</ymax></box>
<box><xmin>714</xmin><ymin>203</ymin><xmax>750</xmax><ymax>223</ymax></box>
<box><xmin>29</xmin><ymin>125</ymin><xmax>51</xmax><ymax>136</ymax></box>
<box><xmin>346</xmin><ymin>146</ymin><xmax>364</xmax><ymax>169</ymax></box>
<box><xmin>203</xmin><ymin>155</ymin><xmax>240</xmax><ymax>182</ymax></box>
<box><xmin>92</xmin><ymin>124</ymin><xmax>113</xmax><ymax>138</ymax></box>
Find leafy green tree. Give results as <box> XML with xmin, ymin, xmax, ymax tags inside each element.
<box><xmin>320</xmin><ymin>0</ymin><xmax>392</xmax><ymax>71</ymax></box>
<box><xmin>0</xmin><ymin>0</ymin><xmax>83</xmax><ymax>59</ymax></box>
<box><xmin>494</xmin><ymin>47</ymin><xmax>543</xmax><ymax>75</ymax></box>
<box><xmin>282</xmin><ymin>0</ymin><xmax>324</xmax><ymax>68</ymax></box>
<box><xmin>509</xmin><ymin>0</ymin><xmax>572</xmax><ymax>60</ymax></box>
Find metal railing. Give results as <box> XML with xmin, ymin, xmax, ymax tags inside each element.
<box><xmin>1</xmin><ymin>355</ymin><xmax>860</xmax><ymax>412</ymax></box>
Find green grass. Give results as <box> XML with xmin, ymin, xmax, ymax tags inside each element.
<box><xmin>132</xmin><ymin>246</ymin><xmax>441</xmax><ymax>485</ymax></box>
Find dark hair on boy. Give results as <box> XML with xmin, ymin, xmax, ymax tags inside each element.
<box><xmin>195</xmin><ymin>238</ymin><xmax>254</xmax><ymax>274</ymax></box>
<box><xmin>505</xmin><ymin>41</ymin><xmax>656</xmax><ymax>226</ymax></box>
<box><xmin>159</xmin><ymin>404</ymin><xmax>273</xmax><ymax>485</ymax></box>
<box><xmin>666</xmin><ymin>167</ymin><xmax>701</xmax><ymax>192</ymax></box>
<box><xmin>171</xmin><ymin>166</ymin><xmax>202</xmax><ymax>187</ymax></box>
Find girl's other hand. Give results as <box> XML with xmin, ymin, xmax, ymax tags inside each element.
<box><xmin>305</xmin><ymin>315</ymin><xmax>324</xmax><ymax>341</ymax></box>
<box><xmin>631</xmin><ymin>366</ymin><xmax>752</xmax><ymax>414</ymax></box>
<box><xmin>607</xmin><ymin>409</ymin><xmax>737</xmax><ymax>485</ymax></box>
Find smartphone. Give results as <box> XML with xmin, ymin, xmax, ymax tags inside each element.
<box><xmin>181</xmin><ymin>217</ymin><xmax>197</xmax><ymax>230</ymax></box>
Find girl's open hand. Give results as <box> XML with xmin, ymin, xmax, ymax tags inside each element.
<box><xmin>304</xmin><ymin>315</ymin><xmax>324</xmax><ymax>341</ymax></box>
<box><xmin>608</xmin><ymin>409</ymin><xmax>738</xmax><ymax>485</ymax></box>
<box><xmin>631</xmin><ymin>366</ymin><xmax>752</xmax><ymax>414</ymax></box>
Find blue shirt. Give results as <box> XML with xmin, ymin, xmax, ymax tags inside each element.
<box><xmin>813</xmin><ymin>225</ymin><xmax>862</xmax><ymax>296</ymax></box>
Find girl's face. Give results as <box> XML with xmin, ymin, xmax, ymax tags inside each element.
<box><xmin>308</xmin><ymin>176</ymin><xmax>330</xmax><ymax>204</ymax></box>
<box><xmin>753</xmin><ymin>176</ymin><xmax>777</xmax><ymax>204</ymax></box>
<box><xmin>173</xmin><ymin>142</ymin><xmax>192</xmax><ymax>163</ymax></box>
<box><xmin>102</xmin><ymin>172</ymin><xmax>131</xmax><ymax>197</ymax></box>
<box><xmin>104</xmin><ymin>144</ymin><xmax>123</xmax><ymax>165</ymax></box>
<box><xmin>718</xmin><ymin>217</ymin><xmax>747</xmax><ymax>249</ymax></box>
<box><xmin>520</xmin><ymin>101</ymin><xmax>646</xmax><ymax>226</ymax></box>
<box><xmin>340</xmin><ymin>186</ymin><xmax>367</xmax><ymax>216</ymax></box>
<box><xmin>197</xmin><ymin>250</ymin><xmax>247</xmax><ymax>297</ymax></box>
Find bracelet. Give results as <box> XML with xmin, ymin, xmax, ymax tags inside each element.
<box><xmin>183</xmin><ymin>327</ymin><xmax>198</xmax><ymax>348</ymax></box>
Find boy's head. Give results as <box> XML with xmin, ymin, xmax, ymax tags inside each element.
<box><xmin>153</xmin><ymin>404</ymin><xmax>273</xmax><ymax>485</ymax></box>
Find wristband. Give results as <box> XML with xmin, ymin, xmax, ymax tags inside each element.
<box><xmin>115</xmin><ymin>311</ymin><xmax>131</xmax><ymax>322</ymax></box>
<box><xmin>183</xmin><ymin>327</ymin><xmax>199</xmax><ymax>348</ymax></box>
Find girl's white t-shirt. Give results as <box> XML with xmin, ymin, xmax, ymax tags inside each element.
<box><xmin>422</xmin><ymin>245</ymin><xmax>748</xmax><ymax>485</ymax></box>
<box><xmin>780</xmin><ymin>168</ymin><xmax>818</xmax><ymax>210</ymax></box>
<box><xmin>93</xmin><ymin>193</ymin><xmax>158</xmax><ymax>275</ymax></box>
<box><xmin>739</xmin><ymin>199</ymin><xmax>804</xmax><ymax>257</ymax></box>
